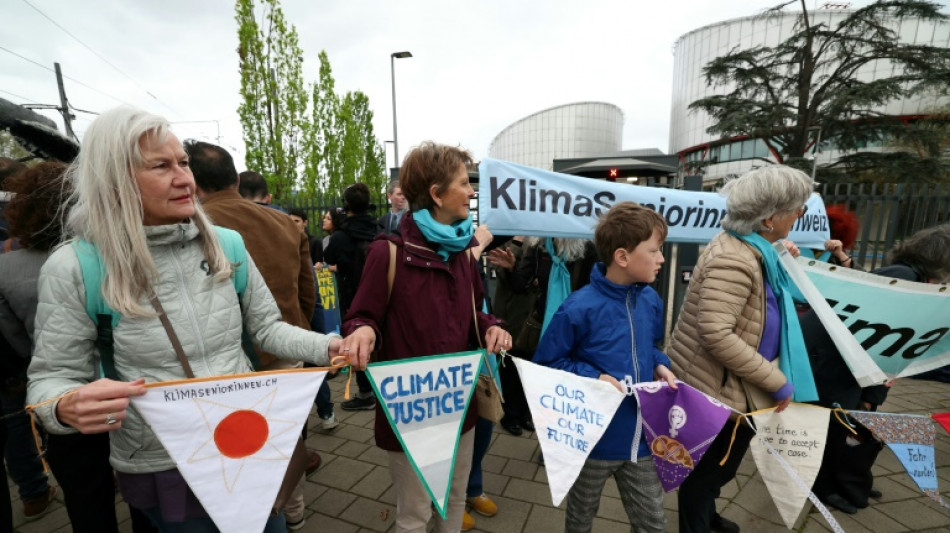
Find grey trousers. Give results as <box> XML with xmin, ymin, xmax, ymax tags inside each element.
<box><xmin>565</xmin><ymin>456</ymin><xmax>666</xmax><ymax>533</ymax></box>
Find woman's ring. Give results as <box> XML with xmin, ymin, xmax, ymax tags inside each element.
<box><xmin>105</xmin><ymin>413</ymin><xmax>117</xmax><ymax>425</ymax></box>
<box><xmin>343</xmin><ymin>348</ymin><xmax>351</xmax><ymax>352</ymax></box>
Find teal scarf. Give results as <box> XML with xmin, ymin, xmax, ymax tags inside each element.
<box><xmin>412</xmin><ymin>209</ymin><xmax>474</xmax><ymax>261</ymax></box>
<box><xmin>541</xmin><ymin>238</ymin><xmax>572</xmax><ymax>336</ymax></box>
<box><xmin>729</xmin><ymin>231</ymin><xmax>818</xmax><ymax>402</ymax></box>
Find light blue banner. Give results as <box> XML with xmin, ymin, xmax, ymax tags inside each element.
<box><xmin>781</xmin><ymin>250</ymin><xmax>950</xmax><ymax>385</ymax></box>
<box><xmin>478</xmin><ymin>158</ymin><xmax>830</xmax><ymax>247</ymax></box>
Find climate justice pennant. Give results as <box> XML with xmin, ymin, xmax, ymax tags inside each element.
<box><xmin>364</xmin><ymin>350</ymin><xmax>482</xmax><ymax>518</ymax></box>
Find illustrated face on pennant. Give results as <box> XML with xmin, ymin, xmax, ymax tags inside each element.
<box><xmin>135</xmin><ymin>132</ymin><xmax>196</xmax><ymax>226</ymax></box>
<box><xmin>431</xmin><ymin>164</ymin><xmax>475</xmax><ymax>224</ymax></box>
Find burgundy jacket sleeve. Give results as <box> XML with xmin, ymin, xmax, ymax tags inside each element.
<box><xmin>341</xmin><ymin>239</ymin><xmax>391</xmax><ymax>347</ymax></box>
<box><xmin>469</xmin><ymin>251</ymin><xmax>504</xmax><ymax>345</ymax></box>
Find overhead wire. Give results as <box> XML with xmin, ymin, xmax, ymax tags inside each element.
<box><xmin>0</xmin><ymin>44</ymin><xmax>133</xmax><ymax>106</ymax></box>
<box><xmin>19</xmin><ymin>0</ymin><xmax>182</xmax><ymax>118</ymax></box>
<box><xmin>0</xmin><ymin>88</ymin><xmax>41</xmax><ymax>104</ymax></box>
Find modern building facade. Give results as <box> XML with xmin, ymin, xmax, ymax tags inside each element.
<box><xmin>669</xmin><ymin>6</ymin><xmax>950</xmax><ymax>181</ymax></box>
<box><xmin>488</xmin><ymin>102</ymin><xmax>623</xmax><ymax>171</ymax></box>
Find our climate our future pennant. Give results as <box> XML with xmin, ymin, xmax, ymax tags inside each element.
<box><xmin>131</xmin><ymin>368</ymin><xmax>327</xmax><ymax>533</ymax></box>
<box><xmin>364</xmin><ymin>350</ymin><xmax>482</xmax><ymax>518</ymax></box>
<box><xmin>513</xmin><ymin>358</ymin><xmax>625</xmax><ymax>506</ymax></box>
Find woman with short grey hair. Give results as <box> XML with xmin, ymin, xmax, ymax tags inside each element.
<box><xmin>666</xmin><ymin>165</ymin><xmax>819</xmax><ymax>533</ymax></box>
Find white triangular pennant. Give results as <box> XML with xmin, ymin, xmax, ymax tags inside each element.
<box><xmin>749</xmin><ymin>404</ymin><xmax>830</xmax><ymax>529</ymax></box>
<box><xmin>513</xmin><ymin>358</ymin><xmax>625</xmax><ymax>506</ymax></box>
<box><xmin>131</xmin><ymin>369</ymin><xmax>326</xmax><ymax>533</ymax></box>
<box><xmin>364</xmin><ymin>350</ymin><xmax>482</xmax><ymax>518</ymax></box>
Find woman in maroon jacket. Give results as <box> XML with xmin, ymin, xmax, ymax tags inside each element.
<box><xmin>340</xmin><ymin>141</ymin><xmax>511</xmax><ymax>533</ymax></box>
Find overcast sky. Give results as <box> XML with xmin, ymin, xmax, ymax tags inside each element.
<box><xmin>2</xmin><ymin>0</ymin><xmax>881</xmax><ymax>169</ymax></box>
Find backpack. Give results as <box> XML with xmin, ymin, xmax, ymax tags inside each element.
<box><xmin>72</xmin><ymin>226</ymin><xmax>249</xmax><ymax>379</ymax></box>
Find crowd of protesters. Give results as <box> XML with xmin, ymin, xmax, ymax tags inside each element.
<box><xmin>2</xmin><ymin>106</ymin><xmax>949</xmax><ymax>533</ymax></box>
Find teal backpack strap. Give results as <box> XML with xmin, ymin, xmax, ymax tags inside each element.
<box><xmin>72</xmin><ymin>240</ymin><xmax>120</xmax><ymax>380</ymax></box>
<box><xmin>212</xmin><ymin>226</ymin><xmax>247</xmax><ymax>298</ymax></box>
<box><xmin>212</xmin><ymin>226</ymin><xmax>261</xmax><ymax>369</ymax></box>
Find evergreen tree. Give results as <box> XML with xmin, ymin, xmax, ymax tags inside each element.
<box><xmin>689</xmin><ymin>0</ymin><xmax>950</xmax><ymax>178</ymax></box>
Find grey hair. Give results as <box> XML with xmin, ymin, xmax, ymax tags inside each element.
<box><xmin>719</xmin><ymin>166</ymin><xmax>814</xmax><ymax>235</ymax></box>
<box><xmin>887</xmin><ymin>224</ymin><xmax>950</xmax><ymax>283</ymax></box>
<box><xmin>65</xmin><ymin>106</ymin><xmax>232</xmax><ymax>318</ymax></box>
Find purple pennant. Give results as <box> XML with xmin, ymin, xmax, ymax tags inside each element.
<box><xmin>635</xmin><ymin>382</ymin><xmax>733</xmax><ymax>492</ymax></box>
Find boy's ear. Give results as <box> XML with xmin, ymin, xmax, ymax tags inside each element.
<box><xmin>612</xmin><ymin>247</ymin><xmax>628</xmax><ymax>267</ymax></box>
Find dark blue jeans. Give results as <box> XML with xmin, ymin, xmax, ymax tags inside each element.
<box><xmin>315</xmin><ymin>379</ymin><xmax>333</xmax><ymax>418</ymax></box>
<box><xmin>466</xmin><ymin>417</ymin><xmax>494</xmax><ymax>498</ymax></box>
<box><xmin>1</xmin><ymin>388</ymin><xmax>50</xmax><ymax>500</ymax></box>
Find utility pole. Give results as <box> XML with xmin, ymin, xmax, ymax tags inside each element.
<box><xmin>54</xmin><ymin>63</ymin><xmax>77</xmax><ymax>142</ymax></box>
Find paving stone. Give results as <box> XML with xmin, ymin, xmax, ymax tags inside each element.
<box><xmin>312</xmin><ymin>486</ymin><xmax>358</xmax><ymax>517</ymax></box>
<box><xmin>463</xmin><ymin>495</ymin><xmax>532</xmax><ymax>533</ymax></box>
<box><xmin>309</xmin><ymin>433</ymin><xmax>348</xmax><ymax>453</ymax></box>
<box><xmin>338</xmin><ymin>496</ymin><xmax>396</xmax><ymax>532</ymax></box>
<box><xmin>501</xmin><ymin>458</ymin><xmax>538</xmax><ymax>481</ymax></box>
<box><xmin>835</xmin><ymin>505</ymin><xmax>908</xmax><ymax>533</ymax></box>
<box><xmin>342</xmin><ymin>409</ymin><xmax>376</xmax><ymax>428</ymax></box>
<box><xmin>14</xmin><ymin>506</ymin><xmax>71</xmax><ymax>533</ymax></box>
<box><xmin>521</xmin><ymin>504</ymin><xmax>565</xmax><ymax>531</ymax></box>
<box><xmin>873</xmin><ymin>474</ymin><xmax>925</xmax><ymax>502</ymax></box>
<box><xmin>502</xmin><ymin>478</ymin><xmax>554</xmax><ymax>506</ymax></box>
<box><xmin>379</xmin><ymin>485</ymin><xmax>397</xmax><ymax>506</ymax></box>
<box><xmin>602</xmin><ymin>476</ymin><xmax>619</xmax><ymax>498</ymax></box>
<box><xmin>731</xmin><ymin>476</ymin><xmax>784</xmax><ymax>524</ymax></box>
<box><xmin>335</xmin><ymin>423</ymin><xmax>376</xmax><ymax>443</ymax></box>
<box><xmin>533</xmin><ymin>466</ymin><xmax>548</xmax><ymax>484</ymax></box>
<box><xmin>662</xmin><ymin>490</ymin><xmax>678</xmax><ymax>511</ymax></box>
<box><xmin>335</xmin><ymin>441</ymin><xmax>372</xmax><ymax>459</ymax></box>
<box><xmin>358</xmin><ymin>445</ymin><xmax>390</xmax><ymax>467</ymax></box>
<box><xmin>590</xmin><ymin>516</ymin><xmax>630</xmax><ymax>532</ymax></box>
<box><xmin>482</xmin><ymin>471</ymin><xmax>510</xmax><ymax>498</ymax></box>
<box><xmin>488</xmin><ymin>433</ymin><xmax>538</xmax><ymax>461</ymax></box>
<box><xmin>300</xmin><ymin>478</ymin><xmax>329</xmax><ymax>506</ymax></box>
<box><xmin>481</xmin><ymin>453</ymin><xmax>507</xmax><ymax>474</ymax></box>
<box><xmin>304</xmin><ymin>511</ymin><xmax>361</xmax><ymax>533</ymax></box>
<box><xmin>595</xmin><ymin>495</ymin><xmax>628</xmax><ymax>522</ymax></box>
<box><xmin>350</xmin><ymin>466</ymin><xmax>393</xmax><ymax>500</ymax></box>
<box><xmin>874</xmin><ymin>499</ymin><xmax>950</xmax><ymax>530</ymax></box>
<box><xmin>316</xmin><ymin>455</ymin><xmax>375</xmax><ymax>491</ymax></box>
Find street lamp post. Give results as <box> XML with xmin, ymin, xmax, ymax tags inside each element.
<box><xmin>390</xmin><ymin>51</ymin><xmax>412</xmax><ymax>169</ymax></box>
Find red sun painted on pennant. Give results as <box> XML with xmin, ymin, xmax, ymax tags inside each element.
<box><xmin>214</xmin><ymin>410</ymin><xmax>269</xmax><ymax>458</ymax></box>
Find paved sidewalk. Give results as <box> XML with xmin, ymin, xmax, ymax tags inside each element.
<box><xmin>11</xmin><ymin>373</ymin><xmax>950</xmax><ymax>532</ymax></box>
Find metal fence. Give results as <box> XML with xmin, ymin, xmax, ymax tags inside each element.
<box><xmin>819</xmin><ymin>182</ymin><xmax>950</xmax><ymax>271</ymax></box>
<box><xmin>276</xmin><ymin>192</ymin><xmax>390</xmax><ymax>235</ymax></box>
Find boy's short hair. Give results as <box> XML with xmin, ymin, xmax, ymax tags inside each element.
<box><xmin>595</xmin><ymin>202</ymin><xmax>668</xmax><ymax>266</ymax></box>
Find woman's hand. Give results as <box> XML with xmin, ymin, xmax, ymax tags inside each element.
<box><xmin>472</xmin><ymin>225</ymin><xmax>493</xmax><ymax>257</ymax></box>
<box><xmin>780</xmin><ymin>240</ymin><xmax>801</xmax><ymax>258</ymax></box>
<box><xmin>486</xmin><ymin>247</ymin><xmax>516</xmax><ymax>271</ymax></box>
<box><xmin>599</xmin><ymin>374</ymin><xmax>624</xmax><ymax>393</ymax></box>
<box><xmin>340</xmin><ymin>326</ymin><xmax>376</xmax><ymax>370</ymax></box>
<box><xmin>484</xmin><ymin>325</ymin><xmax>512</xmax><ymax>355</ymax></box>
<box><xmin>655</xmin><ymin>365</ymin><xmax>678</xmax><ymax>389</ymax></box>
<box><xmin>55</xmin><ymin>378</ymin><xmax>147</xmax><ymax>433</ymax></box>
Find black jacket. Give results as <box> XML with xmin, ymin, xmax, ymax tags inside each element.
<box><xmin>324</xmin><ymin>214</ymin><xmax>378</xmax><ymax>314</ymax></box>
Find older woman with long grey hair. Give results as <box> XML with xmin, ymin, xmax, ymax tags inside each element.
<box><xmin>667</xmin><ymin>166</ymin><xmax>819</xmax><ymax>533</ymax></box>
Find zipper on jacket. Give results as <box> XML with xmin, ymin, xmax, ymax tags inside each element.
<box><xmin>625</xmin><ymin>290</ymin><xmax>641</xmax><ymax>384</ymax></box>
<box><xmin>170</xmin><ymin>246</ymin><xmax>211</xmax><ymax>375</ymax></box>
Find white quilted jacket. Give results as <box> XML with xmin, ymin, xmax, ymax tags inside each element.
<box><xmin>27</xmin><ymin>223</ymin><xmax>335</xmax><ymax>473</ymax></box>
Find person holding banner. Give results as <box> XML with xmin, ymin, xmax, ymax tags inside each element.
<box><xmin>26</xmin><ymin>107</ymin><xmax>343</xmax><ymax>532</ymax></box>
<box><xmin>667</xmin><ymin>165</ymin><xmax>818</xmax><ymax>533</ymax></box>
<box><xmin>803</xmin><ymin>222</ymin><xmax>950</xmax><ymax>513</ymax></box>
<box><xmin>535</xmin><ymin>201</ymin><xmax>675</xmax><ymax>533</ymax></box>
<box><xmin>340</xmin><ymin>141</ymin><xmax>510</xmax><ymax>533</ymax></box>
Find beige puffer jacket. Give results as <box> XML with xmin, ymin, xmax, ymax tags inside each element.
<box><xmin>667</xmin><ymin>231</ymin><xmax>787</xmax><ymax>414</ymax></box>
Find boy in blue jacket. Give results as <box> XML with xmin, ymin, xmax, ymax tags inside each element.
<box><xmin>534</xmin><ymin>201</ymin><xmax>675</xmax><ymax>533</ymax></box>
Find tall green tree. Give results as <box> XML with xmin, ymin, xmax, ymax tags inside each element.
<box><xmin>689</xmin><ymin>0</ymin><xmax>950</xmax><ymax>176</ymax></box>
<box><xmin>302</xmin><ymin>51</ymin><xmax>339</xmax><ymax>198</ymax></box>
<box><xmin>236</xmin><ymin>0</ymin><xmax>308</xmax><ymax>199</ymax></box>
<box><xmin>0</xmin><ymin>131</ymin><xmax>30</xmax><ymax>160</ymax></box>
<box><xmin>338</xmin><ymin>91</ymin><xmax>387</xmax><ymax>198</ymax></box>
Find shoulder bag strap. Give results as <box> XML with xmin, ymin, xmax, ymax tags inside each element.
<box><xmin>149</xmin><ymin>295</ymin><xmax>195</xmax><ymax>379</ymax></box>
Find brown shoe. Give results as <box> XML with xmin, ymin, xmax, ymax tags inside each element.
<box><xmin>23</xmin><ymin>486</ymin><xmax>56</xmax><ymax>518</ymax></box>
<box><xmin>305</xmin><ymin>449</ymin><xmax>322</xmax><ymax>476</ymax></box>
<box><xmin>461</xmin><ymin>511</ymin><xmax>475</xmax><ymax>531</ymax></box>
